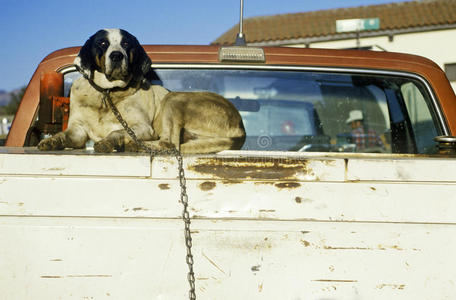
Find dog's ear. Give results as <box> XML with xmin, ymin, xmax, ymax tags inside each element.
<box><xmin>122</xmin><ymin>30</ymin><xmax>153</xmax><ymax>89</ymax></box>
<box><xmin>74</xmin><ymin>30</ymin><xmax>102</xmax><ymax>79</ymax></box>
<box><xmin>137</xmin><ymin>48</ymin><xmax>153</xmax><ymax>89</ymax></box>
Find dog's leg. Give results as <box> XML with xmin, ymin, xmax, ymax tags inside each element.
<box><xmin>37</xmin><ymin>126</ymin><xmax>88</xmax><ymax>151</ymax></box>
<box><xmin>94</xmin><ymin>129</ymin><xmax>126</xmax><ymax>153</ymax></box>
<box><xmin>97</xmin><ymin>124</ymin><xmax>156</xmax><ymax>153</ymax></box>
<box><xmin>157</xmin><ymin>103</ymin><xmax>184</xmax><ymax>151</ymax></box>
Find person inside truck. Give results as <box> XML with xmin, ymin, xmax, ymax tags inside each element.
<box><xmin>346</xmin><ymin>109</ymin><xmax>384</xmax><ymax>151</ymax></box>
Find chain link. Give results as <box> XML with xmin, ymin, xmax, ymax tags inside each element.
<box><xmin>103</xmin><ymin>90</ymin><xmax>196</xmax><ymax>300</ymax></box>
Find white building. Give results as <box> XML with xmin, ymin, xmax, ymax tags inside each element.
<box><xmin>213</xmin><ymin>0</ymin><xmax>456</xmax><ymax>91</ymax></box>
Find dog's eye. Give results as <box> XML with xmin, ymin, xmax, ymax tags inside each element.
<box><xmin>98</xmin><ymin>40</ymin><xmax>109</xmax><ymax>49</ymax></box>
<box><xmin>121</xmin><ymin>41</ymin><xmax>129</xmax><ymax>48</ymax></box>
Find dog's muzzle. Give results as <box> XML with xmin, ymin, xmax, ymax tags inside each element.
<box><xmin>106</xmin><ymin>51</ymin><xmax>129</xmax><ymax>81</ymax></box>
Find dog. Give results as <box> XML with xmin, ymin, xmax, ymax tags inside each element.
<box><xmin>37</xmin><ymin>28</ymin><xmax>246</xmax><ymax>153</ymax></box>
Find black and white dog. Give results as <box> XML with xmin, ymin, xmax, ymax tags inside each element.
<box><xmin>38</xmin><ymin>28</ymin><xmax>245</xmax><ymax>153</ymax></box>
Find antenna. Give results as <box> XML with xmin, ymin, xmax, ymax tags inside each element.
<box><xmin>235</xmin><ymin>0</ymin><xmax>246</xmax><ymax>46</ymax></box>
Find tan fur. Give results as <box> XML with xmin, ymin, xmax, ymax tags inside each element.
<box><xmin>37</xmin><ymin>77</ymin><xmax>246</xmax><ymax>154</ymax></box>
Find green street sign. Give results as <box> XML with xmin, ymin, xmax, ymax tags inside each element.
<box><xmin>362</xmin><ymin>18</ymin><xmax>380</xmax><ymax>30</ymax></box>
<box><xmin>336</xmin><ymin>18</ymin><xmax>380</xmax><ymax>33</ymax></box>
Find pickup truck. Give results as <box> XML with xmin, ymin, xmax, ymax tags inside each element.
<box><xmin>2</xmin><ymin>45</ymin><xmax>456</xmax><ymax>300</ymax></box>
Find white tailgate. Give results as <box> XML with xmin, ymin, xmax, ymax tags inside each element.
<box><xmin>1</xmin><ymin>148</ymin><xmax>456</xmax><ymax>300</ymax></box>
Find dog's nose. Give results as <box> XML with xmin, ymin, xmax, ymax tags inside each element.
<box><xmin>109</xmin><ymin>51</ymin><xmax>124</xmax><ymax>62</ymax></box>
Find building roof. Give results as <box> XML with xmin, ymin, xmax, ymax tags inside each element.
<box><xmin>212</xmin><ymin>0</ymin><xmax>456</xmax><ymax>46</ymax></box>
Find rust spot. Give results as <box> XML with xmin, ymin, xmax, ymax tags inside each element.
<box><xmin>251</xmin><ymin>265</ymin><xmax>261</xmax><ymax>272</ymax></box>
<box><xmin>132</xmin><ymin>207</ymin><xmax>148</xmax><ymax>211</ymax></box>
<box><xmin>295</xmin><ymin>196</ymin><xmax>302</xmax><ymax>203</ymax></box>
<box><xmin>275</xmin><ymin>182</ymin><xmax>301</xmax><ymax>189</ymax></box>
<box><xmin>254</xmin><ymin>181</ymin><xmax>276</xmax><ymax>185</ymax></box>
<box><xmin>189</xmin><ymin>157</ymin><xmax>308</xmax><ymax>180</ymax></box>
<box><xmin>222</xmin><ymin>180</ymin><xmax>242</xmax><ymax>185</ymax></box>
<box><xmin>41</xmin><ymin>275</ymin><xmax>62</xmax><ymax>279</ymax></box>
<box><xmin>301</xmin><ymin>240</ymin><xmax>311</xmax><ymax>247</ymax></box>
<box><xmin>199</xmin><ymin>181</ymin><xmax>216</xmax><ymax>191</ymax></box>
<box><xmin>370</xmin><ymin>187</ymin><xmax>377</xmax><ymax>191</ymax></box>
<box><xmin>50</xmin><ymin>259</ymin><xmax>63</xmax><ymax>262</ymax></box>
<box><xmin>158</xmin><ymin>183</ymin><xmax>170</xmax><ymax>190</ymax></box>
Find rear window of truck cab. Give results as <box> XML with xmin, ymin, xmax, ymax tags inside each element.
<box><xmin>59</xmin><ymin>66</ymin><xmax>444</xmax><ymax>155</ymax></box>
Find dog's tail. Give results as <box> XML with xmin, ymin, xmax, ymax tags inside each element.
<box><xmin>179</xmin><ymin>135</ymin><xmax>244</xmax><ymax>154</ymax></box>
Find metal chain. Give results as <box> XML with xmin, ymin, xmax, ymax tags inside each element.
<box><xmin>103</xmin><ymin>90</ymin><xmax>196</xmax><ymax>300</ymax></box>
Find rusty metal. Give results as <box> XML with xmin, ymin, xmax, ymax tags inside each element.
<box><xmin>51</xmin><ymin>96</ymin><xmax>70</xmax><ymax>131</ymax></box>
<box><xmin>38</xmin><ymin>72</ymin><xmax>64</xmax><ymax>134</ymax></box>
<box><xmin>188</xmin><ymin>157</ymin><xmax>308</xmax><ymax>180</ymax></box>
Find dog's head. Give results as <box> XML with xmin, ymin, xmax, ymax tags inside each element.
<box><xmin>74</xmin><ymin>29</ymin><xmax>153</xmax><ymax>90</ymax></box>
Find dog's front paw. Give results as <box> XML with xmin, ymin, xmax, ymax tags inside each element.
<box><xmin>94</xmin><ymin>140</ymin><xmax>115</xmax><ymax>153</ymax></box>
<box><xmin>124</xmin><ymin>140</ymin><xmax>144</xmax><ymax>152</ymax></box>
<box><xmin>37</xmin><ymin>135</ymin><xmax>65</xmax><ymax>151</ymax></box>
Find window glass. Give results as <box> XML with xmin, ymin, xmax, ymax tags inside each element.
<box><xmin>401</xmin><ymin>82</ymin><xmax>438</xmax><ymax>153</ymax></box>
<box><xmin>62</xmin><ymin>68</ymin><xmax>443</xmax><ymax>154</ymax></box>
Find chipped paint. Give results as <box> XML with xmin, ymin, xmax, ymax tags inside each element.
<box><xmin>300</xmin><ymin>240</ymin><xmax>311</xmax><ymax>247</ymax></box>
<box><xmin>132</xmin><ymin>207</ymin><xmax>148</xmax><ymax>211</ymax></box>
<box><xmin>199</xmin><ymin>181</ymin><xmax>216</xmax><ymax>191</ymax></box>
<box><xmin>377</xmin><ymin>283</ymin><xmax>405</xmax><ymax>290</ymax></box>
<box><xmin>254</xmin><ymin>181</ymin><xmax>276</xmax><ymax>186</ymax></box>
<box><xmin>188</xmin><ymin>157</ymin><xmax>309</xmax><ymax>180</ymax></box>
<box><xmin>275</xmin><ymin>182</ymin><xmax>301</xmax><ymax>189</ymax></box>
<box><xmin>251</xmin><ymin>265</ymin><xmax>261</xmax><ymax>272</ymax></box>
<box><xmin>158</xmin><ymin>183</ymin><xmax>170</xmax><ymax>190</ymax></box>
<box><xmin>222</xmin><ymin>179</ymin><xmax>242</xmax><ymax>185</ymax></box>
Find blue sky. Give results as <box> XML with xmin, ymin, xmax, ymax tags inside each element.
<box><xmin>0</xmin><ymin>0</ymin><xmax>404</xmax><ymax>92</ymax></box>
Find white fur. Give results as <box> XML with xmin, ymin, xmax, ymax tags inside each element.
<box><xmin>93</xmin><ymin>70</ymin><xmax>128</xmax><ymax>89</ymax></box>
<box><xmin>104</xmin><ymin>28</ymin><xmax>128</xmax><ymax>80</ymax></box>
